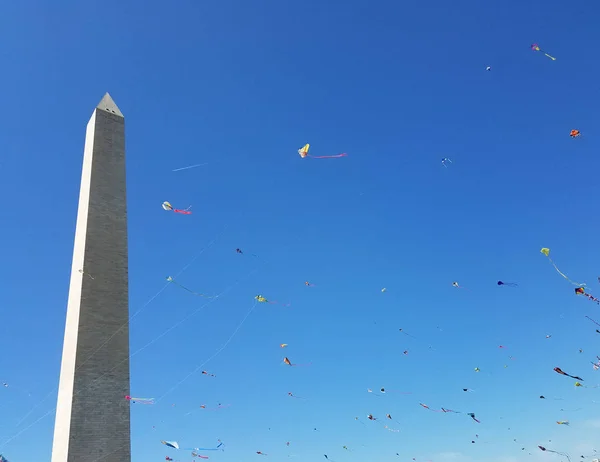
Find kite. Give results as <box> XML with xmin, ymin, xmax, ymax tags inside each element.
<box><xmin>467</xmin><ymin>413</ymin><xmax>481</xmax><ymax>423</ymax></box>
<box><xmin>201</xmin><ymin>371</ymin><xmax>216</xmax><ymax>378</ymax></box>
<box><xmin>191</xmin><ymin>452</ymin><xmax>209</xmax><ymax>459</ymax></box>
<box><xmin>125</xmin><ymin>395</ymin><xmax>154</xmax><ymax>404</ymax></box>
<box><xmin>165</xmin><ymin>458</ymin><xmax>173</xmax><ymax>461</ymax></box>
<box><xmin>399</xmin><ymin>328</ymin><xmax>416</xmax><ymax>338</ymax></box>
<box><xmin>185</xmin><ymin>404</ymin><xmax>231</xmax><ymax>415</ymax></box>
<box><xmin>538</xmin><ymin>446</ymin><xmax>571</xmax><ymax>462</ymax></box>
<box><xmin>474</xmin><ymin>367</ymin><xmax>480</xmax><ymax>372</ymax></box>
<box><xmin>486</xmin><ymin>66</ymin><xmax>491</xmax><ymax>71</ymax></box>
<box><xmin>531</xmin><ymin>43</ymin><xmax>556</xmax><ymax>61</ymax></box>
<box><xmin>288</xmin><ymin>392</ymin><xmax>306</xmax><ymax>399</ymax></box>
<box><xmin>162</xmin><ymin>201</ymin><xmax>191</xmax><ymax>215</ymax></box>
<box><xmin>166</xmin><ymin>276</ymin><xmax>214</xmax><ymax>298</ymax></box>
<box><xmin>255</xmin><ymin>295</ymin><xmax>289</xmax><ymax>306</ymax></box>
<box><xmin>556</xmin><ymin>421</ymin><xmax>570</xmax><ymax>425</ymax></box>
<box><xmin>298</xmin><ymin>143</ymin><xmax>347</xmax><ymax>159</ymax></box>
<box><xmin>452</xmin><ymin>281</ymin><xmax>466</xmax><ymax>289</ymax></box>
<box><xmin>575</xmin><ymin>287</ymin><xmax>600</xmax><ymax>304</ymax></box>
<box><xmin>305</xmin><ymin>281</ymin><xmax>316</xmax><ymax>287</ymax></box>
<box><xmin>380</xmin><ymin>387</ymin><xmax>411</xmax><ymax>394</ymax></box>
<box><xmin>575</xmin><ymin>381</ymin><xmax>599</xmax><ymax>388</ymax></box>
<box><xmin>554</xmin><ymin>367</ymin><xmax>583</xmax><ymax>381</ymax></box>
<box><xmin>280</xmin><ymin>343</ymin><xmax>288</xmax><ymax>348</ymax></box>
<box><xmin>442</xmin><ymin>157</ymin><xmax>452</xmax><ymax>167</ymax></box>
<box><xmin>419</xmin><ymin>403</ymin><xmax>445</xmax><ymax>413</ymax></box>
<box><xmin>256</xmin><ymin>451</ymin><xmax>267</xmax><ymax>455</ymax></box>
<box><xmin>497</xmin><ymin>281</ymin><xmax>518</xmax><ymax>287</ymax></box>
<box><xmin>236</xmin><ymin>248</ymin><xmax>243</xmax><ymax>254</ymax></box>
<box><xmin>540</xmin><ymin>248</ymin><xmax>584</xmax><ymax>286</ymax></box>
<box><xmin>381</xmin><ymin>287</ymin><xmax>387</xmax><ymax>292</ymax></box>
<box><xmin>570</xmin><ymin>130</ymin><xmax>581</xmax><ymax>138</ymax></box>
<box><xmin>283</xmin><ymin>357</ymin><xmax>310</xmax><ymax>367</ymax></box>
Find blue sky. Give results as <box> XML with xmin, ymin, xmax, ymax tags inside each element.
<box><xmin>1</xmin><ymin>0</ymin><xmax>600</xmax><ymax>461</ymax></box>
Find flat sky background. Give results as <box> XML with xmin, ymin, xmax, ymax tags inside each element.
<box><xmin>1</xmin><ymin>1</ymin><xmax>599</xmax><ymax>461</ymax></box>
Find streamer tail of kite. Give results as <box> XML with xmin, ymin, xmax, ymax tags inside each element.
<box><xmin>531</xmin><ymin>43</ymin><xmax>556</xmax><ymax>60</ymax></box>
<box><xmin>540</xmin><ymin>248</ymin><xmax>585</xmax><ymax>286</ymax></box>
<box><xmin>298</xmin><ymin>143</ymin><xmax>347</xmax><ymax>159</ymax></box>
<box><xmin>167</xmin><ymin>276</ymin><xmax>214</xmax><ymax>298</ymax></box>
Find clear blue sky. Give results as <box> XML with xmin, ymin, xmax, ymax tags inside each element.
<box><xmin>1</xmin><ymin>0</ymin><xmax>599</xmax><ymax>461</ymax></box>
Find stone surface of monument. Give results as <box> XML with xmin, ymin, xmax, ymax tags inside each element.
<box><xmin>51</xmin><ymin>93</ymin><xmax>130</xmax><ymax>462</ymax></box>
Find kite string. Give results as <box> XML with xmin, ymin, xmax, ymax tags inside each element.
<box><xmin>0</xmin><ymin>264</ymin><xmax>261</xmax><ymax>451</ymax></box>
<box><xmin>155</xmin><ymin>299</ymin><xmax>259</xmax><ymax>404</ymax></box>
<box><xmin>7</xmin><ymin>225</ymin><xmax>228</xmax><ymax>433</ymax></box>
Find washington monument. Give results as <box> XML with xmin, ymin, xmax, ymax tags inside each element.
<box><xmin>51</xmin><ymin>94</ymin><xmax>131</xmax><ymax>461</ymax></box>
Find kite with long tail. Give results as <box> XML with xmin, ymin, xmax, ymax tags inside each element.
<box><xmin>531</xmin><ymin>43</ymin><xmax>556</xmax><ymax>61</ymax></box>
<box><xmin>538</xmin><ymin>446</ymin><xmax>571</xmax><ymax>462</ymax></box>
<box><xmin>162</xmin><ymin>201</ymin><xmax>191</xmax><ymax>215</ymax></box>
<box><xmin>125</xmin><ymin>395</ymin><xmax>154</xmax><ymax>404</ymax></box>
<box><xmin>540</xmin><ymin>248</ymin><xmax>585</xmax><ymax>286</ymax></box>
<box><xmin>298</xmin><ymin>143</ymin><xmax>347</xmax><ymax>159</ymax></box>
<box><xmin>166</xmin><ymin>277</ymin><xmax>214</xmax><ymax>298</ymax></box>
<box><xmin>575</xmin><ymin>287</ymin><xmax>600</xmax><ymax>304</ymax></box>
<box><xmin>497</xmin><ymin>281</ymin><xmax>518</xmax><ymax>287</ymax></box>
<box><xmin>554</xmin><ymin>367</ymin><xmax>583</xmax><ymax>381</ymax></box>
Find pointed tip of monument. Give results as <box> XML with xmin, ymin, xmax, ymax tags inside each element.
<box><xmin>96</xmin><ymin>93</ymin><xmax>124</xmax><ymax>117</ymax></box>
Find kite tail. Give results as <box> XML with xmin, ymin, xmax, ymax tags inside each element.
<box><xmin>308</xmin><ymin>153</ymin><xmax>348</xmax><ymax>159</ymax></box>
<box><xmin>544</xmin><ymin>53</ymin><xmax>556</xmax><ymax>60</ymax></box>
<box><xmin>174</xmin><ymin>209</ymin><xmax>192</xmax><ymax>214</ymax></box>
<box><xmin>548</xmin><ymin>258</ymin><xmax>585</xmax><ymax>286</ymax></box>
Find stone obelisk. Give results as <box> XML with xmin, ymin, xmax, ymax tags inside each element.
<box><xmin>52</xmin><ymin>94</ymin><xmax>130</xmax><ymax>462</ymax></box>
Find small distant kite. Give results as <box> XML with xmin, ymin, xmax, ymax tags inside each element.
<box><xmin>575</xmin><ymin>287</ymin><xmax>600</xmax><ymax>304</ymax></box>
<box><xmin>497</xmin><ymin>281</ymin><xmax>518</xmax><ymax>287</ymax></box>
<box><xmin>201</xmin><ymin>371</ymin><xmax>216</xmax><ymax>378</ymax></box>
<box><xmin>255</xmin><ymin>295</ymin><xmax>289</xmax><ymax>306</ymax></box>
<box><xmin>442</xmin><ymin>157</ymin><xmax>452</xmax><ymax>167</ymax></box>
<box><xmin>531</xmin><ymin>43</ymin><xmax>556</xmax><ymax>61</ymax></box>
<box><xmin>283</xmin><ymin>357</ymin><xmax>310</xmax><ymax>367</ymax></box>
<box><xmin>280</xmin><ymin>343</ymin><xmax>288</xmax><ymax>348</ymax></box>
<box><xmin>570</xmin><ymin>129</ymin><xmax>581</xmax><ymax>138</ymax></box>
<box><xmin>125</xmin><ymin>395</ymin><xmax>154</xmax><ymax>404</ymax></box>
<box><xmin>485</xmin><ymin>66</ymin><xmax>491</xmax><ymax>71</ymax></box>
<box><xmin>540</xmin><ymin>248</ymin><xmax>585</xmax><ymax>286</ymax></box>
<box><xmin>298</xmin><ymin>143</ymin><xmax>347</xmax><ymax>159</ymax></box>
<box><xmin>381</xmin><ymin>288</ymin><xmax>387</xmax><ymax>292</ymax></box>
<box><xmin>556</xmin><ymin>421</ymin><xmax>570</xmax><ymax>425</ymax></box>
<box><xmin>162</xmin><ymin>201</ymin><xmax>191</xmax><ymax>215</ymax></box>
<box><xmin>452</xmin><ymin>281</ymin><xmax>466</xmax><ymax>289</ymax></box>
